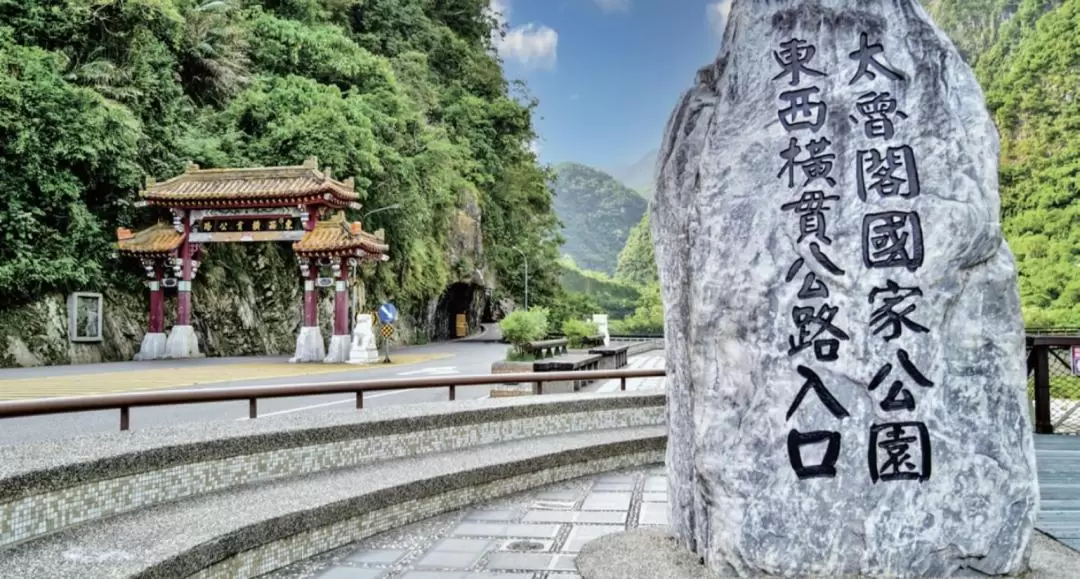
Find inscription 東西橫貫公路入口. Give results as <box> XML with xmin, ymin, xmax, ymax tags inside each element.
<box><xmin>652</xmin><ymin>1</ymin><xmax>1039</xmax><ymax>577</ymax></box>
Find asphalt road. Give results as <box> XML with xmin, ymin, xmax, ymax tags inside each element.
<box><xmin>0</xmin><ymin>341</ymin><xmax>510</xmax><ymax>447</ymax></box>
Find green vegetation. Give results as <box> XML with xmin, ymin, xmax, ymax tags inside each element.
<box><xmin>615</xmin><ymin>212</ymin><xmax>657</xmax><ymax>287</ymax></box>
<box><xmin>499</xmin><ymin>308</ymin><xmax>549</xmax><ymax>359</ymax></box>
<box><xmin>0</xmin><ymin>0</ymin><xmax>560</xmax><ymax>333</ymax></box>
<box><xmin>558</xmin><ymin>259</ymin><xmax>639</xmax><ymax>320</ymax></box>
<box><xmin>552</xmin><ymin>162</ymin><xmax>647</xmax><ymax>275</ymax></box>
<box><xmin>561</xmin><ymin>318</ymin><xmax>599</xmax><ymax>348</ymax></box>
<box><xmin>977</xmin><ymin>0</ymin><xmax>1080</xmax><ymax>326</ymax></box>
<box><xmin>609</xmin><ymin>283</ymin><xmax>663</xmax><ymax>335</ymax></box>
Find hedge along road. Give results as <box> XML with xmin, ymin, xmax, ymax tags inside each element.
<box><xmin>0</xmin><ymin>341</ymin><xmax>510</xmax><ymax>446</ymax></box>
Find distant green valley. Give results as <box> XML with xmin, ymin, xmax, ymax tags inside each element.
<box><xmin>552</xmin><ymin>163</ymin><xmax>647</xmax><ymax>276</ymax></box>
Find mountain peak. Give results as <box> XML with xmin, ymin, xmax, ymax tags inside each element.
<box><xmin>606</xmin><ymin>149</ymin><xmax>659</xmax><ymax>198</ymax></box>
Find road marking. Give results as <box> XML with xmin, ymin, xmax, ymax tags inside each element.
<box><xmin>235</xmin><ymin>389</ymin><xmax>414</xmax><ymax>420</ymax></box>
<box><xmin>396</xmin><ymin>367</ymin><xmax>459</xmax><ymax>376</ymax></box>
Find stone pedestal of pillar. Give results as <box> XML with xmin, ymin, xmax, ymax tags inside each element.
<box><xmin>135</xmin><ymin>333</ymin><xmax>168</xmax><ymax>361</ymax></box>
<box><xmin>165</xmin><ymin>325</ymin><xmax>201</xmax><ymax>359</ymax></box>
<box><xmin>290</xmin><ymin>326</ymin><xmax>326</xmax><ymax>364</ymax></box>
<box><xmin>324</xmin><ymin>335</ymin><xmax>351</xmax><ymax>364</ymax></box>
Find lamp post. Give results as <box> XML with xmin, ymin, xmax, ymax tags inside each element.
<box><xmin>513</xmin><ymin>247</ymin><xmax>528</xmax><ymax>311</ymax></box>
<box><xmin>353</xmin><ymin>203</ymin><xmax>401</xmax><ymax>323</ymax></box>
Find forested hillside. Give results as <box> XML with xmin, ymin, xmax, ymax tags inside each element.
<box><xmin>552</xmin><ymin>162</ymin><xmax>646</xmax><ymax>275</ymax></box>
<box><xmin>926</xmin><ymin>0</ymin><xmax>1079</xmax><ymax>326</ymax></box>
<box><xmin>0</xmin><ymin>0</ymin><xmax>561</xmax><ymax>365</ymax></box>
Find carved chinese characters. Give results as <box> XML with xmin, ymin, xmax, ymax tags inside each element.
<box><xmin>773</xmin><ymin>30</ymin><xmax>936</xmax><ymax>484</ymax></box>
<box><xmin>654</xmin><ymin>1</ymin><xmax>1038</xmax><ymax>577</ymax></box>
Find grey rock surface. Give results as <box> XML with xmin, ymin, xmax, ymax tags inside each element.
<box><xmin>651</xmin><ymin>0</ymin><xmax>1038</xmax><ymax>576</ymax></box>
<box><xmin>577</xmin><ymin>530</ymin><xmax>1080</xmax><ymax>579</ymax></box>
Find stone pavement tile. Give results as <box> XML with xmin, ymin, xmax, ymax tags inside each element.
<box><xmin>498</xmin><ymin>538</ymin><xmax>554</xmax><ymax>552</ymax></box>
<box><xmin>642</xmin><ymin>492</ymin><xmax>667</xmax><ymax>503</ymax></box>
<box><xmin>638</xmin><ymin>503</ymin><xmax>668</xmax><ymax>526</ymax></box>
<box><xmin>451</xmin><ymin>522</ymin><xmax>561</xmax><ymax>538</ymax></box>
<box><xmin>530</xmin><ymin>498</ymin><xmax>577</xmax><ymax>510</ymax></box>
<box><xmin>415</xmin><ymin>551</ymin><xmax>482</xmax><ymax>570</ymax></box>
<box><xmin>594</xmin><ymin>474</ymin><xmax>636</xmax><ymax>484</ymax></box>
<box><xmin>317</xmin><ymin>568</ymin><xmax>387</xmax><ymax>579</ymax></box>
<box><xmin>486</xmin><ymin>553</ymin><xmax>577</xmax><ymax>571</ymax></box>
<box><xmin>581</xmin><ymin>492</ymin><xmax>631</xmax><ymax>511</ymax></box>
<box><xmin>465</xmin><ymin>510</ymin><xmax>519</xmax><ymax>521</ymax></box>
<box><xmin>432</xmin><ymin>538</ymin><xmax>493</xmax><ymax>553</ymax></box>
<box><xmin>535</xmin><ymin>489</ymin><xmax>581</xmax><ymax>501</ymax></box>
<box><xmin>562</xmin><ymin>525</ymin><xmax>627</xmax><ymax>553</ymax></box>
<box><xmin>644</xmin><ymin>476</ymin><xmax>667</xmax><ymax>492</ymax></box>
<box><xmin>522</xmin><ymin>510</ymin><xmax>626</xmax><ymax>524</ymax></box>
<box><xmin>590</xmin><ymin>482</ymin><xmax>634</xmax><ymax>492</ymax></box>
<box><xmin>346</xmin><ymin>549</ymin><xmax>407</xmax><ymax>565</ymax></box>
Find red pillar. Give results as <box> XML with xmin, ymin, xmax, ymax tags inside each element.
<box><xmin>334</xmin><ymin>258</ymin><xmax>350</xmax><ymax>336</ymax></box>
<box><xmin>149</xmin><ymin>263</ymin><xmax>164</xmax><ymax>333</ymax></box>
<box><xmin>303</xmin><ymin>265</ymin><xmax>318</xmax><ymax>328</ymax></box>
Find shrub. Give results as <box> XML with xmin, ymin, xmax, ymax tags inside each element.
<box><xmin>499</xmin><ymin>308</ymin><xmax>550</xmax><ymax>356</ymax></box>
<box><xmin>562</xmin><ymin>319</ymin><xmax>599</xmax><ymax>348</ymax></box>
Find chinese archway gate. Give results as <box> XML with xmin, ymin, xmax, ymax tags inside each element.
<box><xmin>115</xmin><ymin>158</ymin><xmax>390</xmax><ymax>363</ymax></box>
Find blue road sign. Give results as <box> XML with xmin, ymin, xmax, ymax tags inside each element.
<box><xmin>377</xmin><ymin>303</ymin><xmax>399</xmax><ymax>324</ymax></box>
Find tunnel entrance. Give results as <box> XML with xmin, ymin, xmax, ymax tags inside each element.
<box><xmin>433</xmin><ymin>282</ymin><xmax>487</xmax><ymax>341</ymax></box>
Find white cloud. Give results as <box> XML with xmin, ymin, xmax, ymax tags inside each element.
<box><xmin>489</xmin><ymin>0</ymin><xmax>559</xmax><ymax>69</ymax></box>
<box><xmin>593</xmin><ymin>0</ymin><xmax>631</xmax><ymax>13</ymax></box>
<box><xmin>498</xmin><ymin>24</ymin><xmax>558</xmax><ymax>69</ymax></box>
<box><xmin>528</xmin><ymin>138</ymin><xmax>542</xmax><ymax>156</ymax></box>
<box><xmin>707</xmin><ymin>0</ymin><xmax>732</xmax><ymax>37</ymax></box>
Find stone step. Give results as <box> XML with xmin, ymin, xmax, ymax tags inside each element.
<box><xmin>1</xmin><ymin>426</ymin><xmax>665</xmax><ymax>579</ymax></box>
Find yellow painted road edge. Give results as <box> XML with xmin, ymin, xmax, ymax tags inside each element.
<box><xmin>0</xmin><ymin>353</ymin><xmax>454</xmax><ymax>400</ymax></box>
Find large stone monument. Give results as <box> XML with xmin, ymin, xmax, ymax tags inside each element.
<box><xmin>651</xmin><ymin>0</ymin><xmax>1039</xmax><ymax>576</ymax></box>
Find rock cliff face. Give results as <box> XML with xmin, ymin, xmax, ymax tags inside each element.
<box><xmin>652</xmin><ymin>0</ymin><xmax>1038</xmax><ymax>576</ymax></box>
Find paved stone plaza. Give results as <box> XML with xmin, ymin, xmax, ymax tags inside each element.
<box><xmin>265</xmin><ymin>432</ymin><xmax>1080</xmax><ymax>579</ymax></box>
<box><xmin>268</xmin><ymin>466</ymin><xmax>670</xmax><ymax>579</ymax></box>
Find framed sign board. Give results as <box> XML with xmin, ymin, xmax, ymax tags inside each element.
<box><xmin>68</xmin><ymin>292</ymin><xmax>104</xmax><ymax>343</ymax></box>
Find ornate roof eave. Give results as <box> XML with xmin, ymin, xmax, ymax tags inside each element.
<box><xmin>115</xmin><ymin>223</ymin><xmax>185</xmax><ymax>256</ymax></box>
<box><xmin>139</xmin><ymin>157</ymin><xmax>362</xmax><ymax>207</ymax></box>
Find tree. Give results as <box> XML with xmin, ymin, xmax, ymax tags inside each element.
<box><xmin>615</xmin><ymin>212</ymin><xmax>658</xmax><ymax>287</ymax></box>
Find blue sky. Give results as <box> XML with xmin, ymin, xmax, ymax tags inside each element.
<box><xmin>490</xmin><ymin>0</ymin><xmax>731</xmax><ymax>171</ymax></box>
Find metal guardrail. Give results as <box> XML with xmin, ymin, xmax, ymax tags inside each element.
<box><xmin>1027</xmin><ymin>335</ymin><xmax>1080</xmax><ymax>435</ymax></box>
<box><xmin>0</xmin><ymin>333</ymin><xmax>1073</xmax><ymax>435</ymax></box>
<box><xmin>0</xmin><ymin>368</ymin><xmax>667</xmax><ymax>431</ymax></box>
